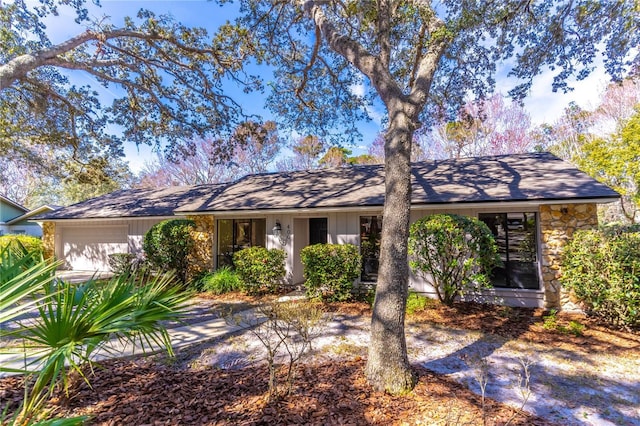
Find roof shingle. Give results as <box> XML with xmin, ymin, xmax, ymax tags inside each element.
<box><xmin>40</xmin><ymin>153</ymin><xmax>619</xmax><ymax>220</ymax></box>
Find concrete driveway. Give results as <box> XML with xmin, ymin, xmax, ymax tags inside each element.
<box><xmin>55</xmin><ymin>270</ymin><xmax>113</xmax><ymax>283</ymax></box>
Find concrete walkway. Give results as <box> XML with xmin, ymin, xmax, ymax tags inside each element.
<box><xmin>0</xmin><ymin>307</ymin><xmax>262</xmax><ymax>377</ymax></box>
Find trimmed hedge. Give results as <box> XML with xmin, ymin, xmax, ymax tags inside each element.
<box><xmin>143</xmin><ymin>219</ymin><xmax>196</xmax><ymax>284</ymax></box>
<box><xmin>233</xmin><ymin>247</ymin><xmax>286</xmax><ymax>294</ymax></box>
<box><xmin>0</xmin><ymin>234</ymin><xmax>43</xmax><ymax>259</ymax></box>
<box><xmin>408</xmin><ymin>214</ymin><xmax>498</xmax><ymax>306</ymax></box>
<box><xmin>561</xmin><ymin>225</ymin><xmax>640</xmax><ymax>329</ymax></box>
<box><xmin>300</xmin><ymin>243</ymin><xmax>361</xmax><ymax>302</ymax></box>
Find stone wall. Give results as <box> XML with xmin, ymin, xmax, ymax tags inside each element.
<box><xmin>186</xmin><ymin>215</ymin><xmax>215</xmax><ymax>280</ymax></box>
<box><xmin>539</xmin><ymin>204</ymin><xmax>598</xmax><ymax>309</ymax></box>
<box><xmin>41</xmin><ymin>221</ymin><xmax>55</xmax><ymax>261</ymax></box>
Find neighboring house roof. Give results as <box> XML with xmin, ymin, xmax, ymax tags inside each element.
<box><xmin>0</xmin><ymin>194</ymin><xmax>29</xmax><ymax>222</ymax></box>
<box><xmin>39</xmin><ymin>153</ymin><xmax>620</xmax><ymax>220</ymax></box>
<box><xmin>176</xmin><ymin>152</ymin><xmax>620</xmax><ymax>213</ymax></box>
<box><xmin>0</xmin><ymin>195</ymin><xmax>28</xmax><ymax>212</ymax></box>
<box><xmin>6</xmin><ymin>205</ymin><xmax>59</xmax><ymax>225</ymax></box>
<box><xmin>39</xmin><ymin>184</ymin><xmax>228</xmax><ymax>220</ymax></box>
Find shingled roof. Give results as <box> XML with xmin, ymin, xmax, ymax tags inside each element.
<box><xmin>175</xmin><ymin>152</ymin><xmax>619</xmax><ymax>213</ymax></box>
<box><xmin>40</xmin><ymin>184</ymin><xmax>227</xmax><ymax>220</ymax></box>
<box><xmin>40</xmin><ymin>153</ymin><xmax>619</xmax><ymax>220</ymax></box>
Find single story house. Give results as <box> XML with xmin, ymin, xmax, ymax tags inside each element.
<box><xmin>0</xmin><ymin>195</ymin><xmax>57</xmax><ymax>237</ymax></box>
<box><xmin>39</xmin><ymin>152</ymin><xmax>620</xmax><ymax>309</ymax></box>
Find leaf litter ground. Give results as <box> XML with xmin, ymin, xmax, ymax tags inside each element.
<box><xmin>1</xmin><ymin>296</ymin><xmax>639</xmax><ymax>425</ymax></box>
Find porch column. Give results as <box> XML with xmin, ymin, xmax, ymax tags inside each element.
<box><xmin>539</xmin><ymin>204</ymin><xmax>598</xmax><ymax>309</ymax></box>
<box><xmin>186</xmin><ymin>215</ymin><xmax>215</xmax><ymax>281</ymax></box>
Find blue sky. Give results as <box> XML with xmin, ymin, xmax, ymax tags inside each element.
<box><xmin>44</xmin><ymin>0</ymin><xmax>614</xmax><ymax>172</ymax></box>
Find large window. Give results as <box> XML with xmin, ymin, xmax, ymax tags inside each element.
<box><xmin>360</xmin><ymin>216</ymin><xmax>382</xmax><ymax>282</ymax></box>
<box><xmin>217</xmin><ymin>219</ymin><xmax>266</xmax><ymax>267</ymax></box>
<box><xmin>478</xmin><ymin>212</ymin><xmax>539</xmax><ymax>290</ymax></box>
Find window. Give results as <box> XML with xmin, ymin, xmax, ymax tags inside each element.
<box><xmin>309</xmin><ymin>218</ymin><xmax>327</xmax><ymax>245</ymax></box>
<box><xmin>360</xmin><ymin>216</ymin><xmax>382</xmax><ymax>282</ymax></box>
<box><xmin>478</xmin><ymin>212</ymin><xmax>539</xmax><ymax>290</ymax></box>
<box><xmin>217</xmin><ymin>219</ymin><xmax>266</xmax><ymax>267</ymax></box>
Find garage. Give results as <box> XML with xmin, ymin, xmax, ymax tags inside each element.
<box><xmin>60</xmin><ymin>226</ymin><xmax>128</xmax><ymax>271</ymax></box>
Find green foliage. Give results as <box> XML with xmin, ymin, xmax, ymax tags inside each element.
<box><xmin>107</xmin><ymin>253</ymin><xmax>138</xmax><ymax>276</ymax></box>
<box><xmin>0</xmin><ymin>244</ymin><xmax>58</xmax><ymax>326</ymax></box>
<box><xmin>408</xmin><ymin>214</ymin><xmax>498</xmax><ymax>306</ymax></box>
<box><xmin>542</xmin><ymin>309</ymin><xmax>559</xmax><ymax>331</ymax></box>
<box><xmin>577</xmin><ymin>109</ymin><xmax>640</xmax><ymax>222</ymax></box>
<box><xmin>542</xmin><ymin>309</ymin><xmax>586</xmax><ymax>337</ymax></box>
<box><xmin>233</xmin><ymin>247</ymin><xmax>286</xmax><ymax>294</ymax></box>
<box><xmin>561</xmin><ymin>225</ymin><xmax>640</xmax><ymax>329</ymax></box>
<box><xmin>1</xmin><ymin>242</ymin><xmax>189</xmax><ymax>423</ymax></box>
<box><xmin>200</xmin><ymin>266</ymin><xmax>244</xmax><ymax>294</ymax></box>
<box><xmin>300</xmin><ymin>243</ymin><xmax>361</xmax><ymax>302</ymax></box>
<box><xmin>10</xmin><ymin>271</ymin><xmax>189</xmax><ymax>421</ymax></box>
<box><xmin>0</xmin><ymin>234</ymin><xmax>43</xmax><ymax>259</ymax></box>
<box><xmin>405</xmin><ymin>291</ymin><xmax>435</xmax><ymax>315</ymax></box>
<box><xmin>143</xmin><ymin>219</ymin><xmax>196</xmax><ymax>284</ymax></box>
<box><xmin>1</xmin><ymin>1</ymin><xmax>259</xmax><ymax>180</ymax></box>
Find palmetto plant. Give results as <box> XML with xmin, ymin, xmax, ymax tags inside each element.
<box><xmin>0</xmin><ymin>241</ymin><xmax>59</xmax><ymax>327</ymax></box>
<box><xmin>1</xmin><ymin>242</ymin><xmax>192</xmax><ymax>424</ymax></box>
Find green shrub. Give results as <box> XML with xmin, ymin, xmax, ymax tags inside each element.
<box><xmin>300</xmin><ymin>243</ymin><xmax>361</xmax><ymax>301</ymax></box>
<box><xmin>143</xmin><ymin>219</ymin><xmax>196</xmax><ymax>285</ymax></box>
<box><xmin>233</xmin><ymin>247</ymin><xmax>286</xmax><ymax>294</ymax></box>
<box><xmin>561</xmin><ymin>225</ymin><xmax>640</xmax><ymax>329</ymax></box>
<box><xmin>408</xmin><ymin>214</ymin><xmax>498</xmax><ymax>306</ymax></box>
<box><xmin>201</xmin><ymin>266</ymin><xmax>244</xmax><ymax>294</ymax></box>
<box><xmin>107</xmin><ymin>253</ymin><xmax>137</xmax><ymax>276</ymax></box>
<box><xmin>0</xmin><ymin>234</ymin><xmax>43</xmax><ymax>259</ymax></box>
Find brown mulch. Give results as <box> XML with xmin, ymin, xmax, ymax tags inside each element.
<box><xmin>1</xmin><ymin>358</ymin><xmax>553</xmax><ymax>425</ymax></box>
<box><xmin>2</xmin><ymin>298</ymin><xmax>638</xmax><ymax>425</ymax></box>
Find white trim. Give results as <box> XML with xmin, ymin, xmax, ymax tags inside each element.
<box><xmin>175</xmin><ymin>198</ymin><xmax>619</xmax><ymax>217</ymax></box>
<box><xmin>45</xmin><ymin>216</ymin><xmax>176</xmax><ymax>224</ymax></box>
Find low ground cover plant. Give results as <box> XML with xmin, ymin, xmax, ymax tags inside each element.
<box><xmin>300</xmin><ymin>243</ymin><xmax>361</xmax><ymax>302</ymax></box>
<box><xmin>561</xmin><ymin>224</ymin><xmax>640</xmax><ymax>329</ymax></box>
<box><xmin>233</xmin><ymin>247</ymin><xmax>286</xmax><ymax>294</ymax></box>
<box><xmin>408</xmin><ymin>214</ymin><xmax>498</xmax><ymax>306</ymax></box>
<box><xmin>200</xmin><ymin>266</ymin><xmax>244</xmax><ymax>294</ymax></box>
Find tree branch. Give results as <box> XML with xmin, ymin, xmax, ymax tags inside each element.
<box><xmin>301</xmin><ymin>0</ymin><xmax>403</xmax><ymax>105</ymax></box>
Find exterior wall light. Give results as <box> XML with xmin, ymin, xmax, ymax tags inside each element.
<box><xmin>273</xmin><ymin>221</ymin><xmax>290</xmax><ymax>246</ymax></box>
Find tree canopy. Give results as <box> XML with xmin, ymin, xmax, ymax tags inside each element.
<box><xmin>0</xmin><ymin>0</ymin><xmax>260</xmax><ymax>192</ymax></box>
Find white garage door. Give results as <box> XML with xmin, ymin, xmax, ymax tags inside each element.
<box><xmin>61</xmin><ymin>226</ymin><xmax>128</xmax><ymax>271</ymax></box>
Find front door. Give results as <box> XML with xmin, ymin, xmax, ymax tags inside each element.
<box><xmin>308</xmin><ymin>218</ymin><xmax>327</xmax><ymax>245</ymax></box>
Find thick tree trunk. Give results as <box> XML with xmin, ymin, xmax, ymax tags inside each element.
<box><xmin>364</xmin><ymin>103</ymin><xmax>416</xmax><ymax>394</ymax></box>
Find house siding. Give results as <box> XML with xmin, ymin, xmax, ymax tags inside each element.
<box><xmin>0</xmin><ymin>202</ymin><xmax>25</xmax><ymax>223</ymax></box>
<box><xmin>52</xmin><ymin>218</ymin><xmax>167</xmax><ymax>270</ymax></box>
<box><xmin>202</xmin><ymin>203</ymin><xmax>602</xmax><ymax>309</ymax></box>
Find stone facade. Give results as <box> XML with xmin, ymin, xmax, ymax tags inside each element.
<box><xmin>539</xmin><ymin>204</ymin><xmax>598</xmax><ymax>309</ymax></box>
<box><xmin>186</xmin><ymin>215</ymin><xmax>215</xmax><ymax>281</ymax></box>
<box><xmin>41</xmin><ymin>221</ymin><xmax>55</xmax><ymax>261</ymax></box>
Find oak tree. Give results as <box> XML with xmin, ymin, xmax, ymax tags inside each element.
<box><xmin>236</xmin><ymin>0</ymin><xmax>639</xmax><ymax>393</ymax></box>
<box><xmin>0</xmin><ymin>0</ymin><xmax>259</xmax><ymax>179</ymax></box>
